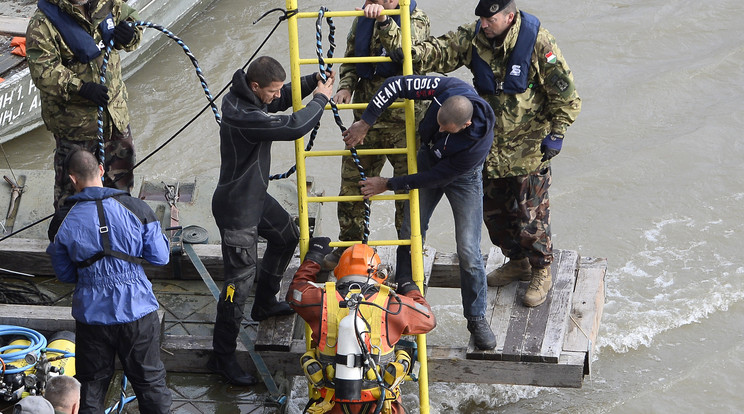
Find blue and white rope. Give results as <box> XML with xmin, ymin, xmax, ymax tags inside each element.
<box><xmin>96</xmin><ymin>38</ymin><xmax>115</xmax><ymax>165</ymax></box>
<box><xmin>132</xmin><ymin>21</ymin><xmax>221</xmax><ymax>124</ymax></box>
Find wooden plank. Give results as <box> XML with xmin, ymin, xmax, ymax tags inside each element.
<box><xmin>255</xmin><ymin>258</ymin><xmax>301</xmax><ymax>351</ymax></box>
<box><xmin>0</xmin><ymin>304</ymin><xmax>75</xmax><ymax>333</ymax></box>
<box><xmin>427</xmin><ymin>346</ymin><xmax>587</xmax><ymax>388</ymax></box>
<box><xmin>466</xmin><ymin>246</ymin><xmax>509</xmax><ymax>360</ymax></box>
<box><xmin>539</xmin><ymin>250</ymin><xmax>579</xmax><ymax>362</ymax></box>
<box><xmin>161</xmin><ymin>335</ymin><xmax>587</xmax><ymax>387</ymax></box>
<box><xmin>0</xmin><ymin>304</ymin><xmax>164</xmax><ymax>337</ymax></box>
<box><xmin>499</xmin><ymin>280</ymin><xmax>530</xmax><ymax>361</ymax></box>
<box><xmin>519</xmin><ymin>274</ymin><xmax>551</xmax><ymax>362</ymax></box>
<box><xmin>0</xmin><ymin>16</ymin><xmax>29</xmax><ymax>37</ymax></box>
<box><xmin>563</xmin><ymin>256</ymin><xmax>606</xmax><ymax>376</ymax></box>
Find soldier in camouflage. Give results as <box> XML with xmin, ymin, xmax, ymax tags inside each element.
<box><xmin>324</xmin><ymin>0</ymin><xmax>430</xmax><ymax>268</ymax></box>
<box><xmin>26</xmin><ymin>0</ymin><xmax>143</xmax><ymax>210</ymax></box>
<box><xmin>380</xmin><ymin>0</ymin><xmax>581</xmax><ymax>307</ymax></box>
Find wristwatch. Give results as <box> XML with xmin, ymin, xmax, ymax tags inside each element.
<box><xmin>551</xmin><ymin>133</ymin><xmax>564</xmax><ymax>140</ymax></box>
<box><xmin>376</xmin><ymin>16</ymin><xmax>391</xmax><ymax>29</ymax></box>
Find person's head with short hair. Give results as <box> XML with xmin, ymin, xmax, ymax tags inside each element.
<box><xmin>245</xmin><ymin>56</ymin><xmax>287</xmax><ymax>104</ymax></box>
<box><xmin>474</xmin><ymin>0</ymin><xmax>517</xmax><ymax>39</ymax></box>
<box><xmin>64</xmin><ymin>148</ymin><xmax>104</xmax><ymax>193</ymax></box>
<box><xmin>364</xmin><ymin>0</ymin><xmax>400</xmax><ymax>10</ymax></box>
<box><xmin>437</xmin><ymin>95</ymin><xmax>473</xmax><ymax>134</ymax></box>
<box><xmin>13</xmin><ymin>396</ymin><xmax>55</xmax><ymax>414</ymax></box>
<box><xmin>44</xmin><ymin>375</ymin><xmax>81</xmax><ymax>414</ymax></box>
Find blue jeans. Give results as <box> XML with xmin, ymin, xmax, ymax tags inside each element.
<box><xmin>396</xmin><ymin>150</ymin><xmax>488</xmax><ymax>320</ymax></box>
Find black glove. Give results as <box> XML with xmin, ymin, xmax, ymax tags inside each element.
<box><xmin>396</xmin><ymin>280</ymin><xmax>420</xmax><ymax>295</ymax></box>
<box><xmin>114</xmin><ymin>21</ymin><xmax>135</xmax><ymax>46</ymax></box>
<box><xmin>389</xmin><ymin>47</ymin><xmax>404</xmax><ymax>64</ymax></box>
<box><xmin>78</xmin><ymin>82</ymin><xmax>109</xmax><ymax>107</ymax></box>
<box><xmin>305</xmin><ymin>237</ymin><xmax>332</xmax><ymax>265</ymax></box>
<box><xmin>540</xmin><ymin>132</ymin><xmax>564</xmax><ymax>162</ymax></box>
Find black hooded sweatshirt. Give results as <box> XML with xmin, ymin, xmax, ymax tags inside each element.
<box><xmin>212</xmin><ymin>69</ymin><xmax>329</xmax><ymax>229</ymax></box>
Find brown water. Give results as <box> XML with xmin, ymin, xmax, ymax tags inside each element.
<box><xmin>3</xmin><ymin>0</ymin><xmax>744</xmax><ymax>412</ymax></box>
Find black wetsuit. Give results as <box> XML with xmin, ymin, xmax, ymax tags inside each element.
<box><xmin>211</xmin><ymin>69</ymin><xmax>328</xmax><ymax>356</ymax></box>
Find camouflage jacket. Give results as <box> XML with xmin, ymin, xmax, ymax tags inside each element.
<box><xmin>380</xmin><ymin>11</ymin><xmax>581</xmax><ymax>178</ymax></box>
<box><xmin>337</xmin><ymin>7</ymin><xmax>430</xmax><ymax>128</ymax></box>
<box><xmin>26</xmin><ymin>0</ymin><xmax>142</xmax><ymax>140</ymax></box>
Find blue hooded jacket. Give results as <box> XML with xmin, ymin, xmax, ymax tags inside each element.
<box><xmin>47</xmin><ymin>187</ymin><xmax>168</xmax><ymax>325</ymax></box>
<box><xmin>360</xmin><ymin>75</ymin><xmax>495</xmax><ymax>190</ymax></box>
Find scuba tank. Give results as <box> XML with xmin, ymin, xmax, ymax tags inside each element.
<box><xmin>334</xmin><ymin>307</ymin><xmax>367</xmax><ymax>401</ymax></box>
<box><xmin>43</xmin><ymin>330</ymin><xmax>76</xmax><ymax>377</ymax></box>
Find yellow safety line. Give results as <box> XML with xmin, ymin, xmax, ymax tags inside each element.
<box><xmin>287</xmin><ymin>2</ymin><xmax>429</xmax><ymax>413</ymax></box>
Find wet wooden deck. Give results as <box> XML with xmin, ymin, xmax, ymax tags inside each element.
<box><xmin>0</xmin><ymin>169</ymin><xmax>605</xmax><ymax>389</ymax></box>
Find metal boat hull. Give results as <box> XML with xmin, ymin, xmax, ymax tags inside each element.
<box><xmin>0</xmin><ymin>0</ymin><xmax>215</xmax><ymax>144</ymax></box>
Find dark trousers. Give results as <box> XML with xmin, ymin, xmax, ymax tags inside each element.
<box><xmin>75</xmin><ymin>311</ymin><xmax>171</xmax><ymax>414</ymax></box>
<box><xmin>212</xmin><ymin>194</ymin><xmax>299</xmax><ymax>355</ymax></box>
<box><xmin>53</xmin><ymin>125</ymin><xmax>135</xmax><ymax>210</ymax></box>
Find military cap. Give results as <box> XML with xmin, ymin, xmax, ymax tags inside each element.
<box><xmin>475</xmin><ymin>0</ymin><xmax>513</xmax><ymax>17</ymax></box>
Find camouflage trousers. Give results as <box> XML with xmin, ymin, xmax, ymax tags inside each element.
<box><xmin>53</xmin><ymin>125</ymin><xmax>136</xmax><ymax>210</ymax></box>
<box><xmin>337</xmin><ymin>126</ymin><xmax>410</xmax><ymax>241</ymax></box>
<box><xmin>482</xmin><ymin>167</ymin><xmax>553</xmax><ymax>268</ymax></box>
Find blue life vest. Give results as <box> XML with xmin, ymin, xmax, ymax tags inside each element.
<box><xmin>354</xmin><ymin>0</ymin><xmax>417</xmax><ymax>79</ymax></box>
<box><xmin>37</xmin><ymin>0</ymin><xmax>114</xmax><ymax>64</ymax></box>
<box><xmin>471</xmin><ymin>11</ymin><xmax>539</xmax><ymax>95</ymax></box>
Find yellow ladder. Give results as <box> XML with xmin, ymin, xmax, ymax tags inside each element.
<box><xmin>285</xmin><ymin>1</ymin><xmax>430</xmax><ymax>412</ymax></box>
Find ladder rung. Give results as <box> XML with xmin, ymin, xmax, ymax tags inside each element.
<box><xmin>330</xmin><ymin>239</ymin><xmax>412</xmax><ymax>247</ymax></box>
<box><xmin>308</xmin><ymin>194</ymin><xmax>410</xmax><ymax>203</ymax></box>
<box><xmin>326</xmin><ymin>102</ymin><xmax>405</xmax><ymax>110</ymax></box>
<box><xmin>305</xmin><ymin>148</ymin><xmax>408</xmax><ymax>157</ymax></box>
<box><xmin>295</xmin><ymin>10</ymin><xmax>401</xmax><ymax>19</ymax></box>
<box><xmin>299</xmin><ymin>56</ymin><xmax>391</xmax><ymax>65</ymax></box>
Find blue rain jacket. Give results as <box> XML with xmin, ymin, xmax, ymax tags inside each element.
<box><xmin>47</xmin><ymin>187</ymin><xmax>168</xmax><ymax>325</ymax></box>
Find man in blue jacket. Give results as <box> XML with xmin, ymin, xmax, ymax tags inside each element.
<box><xmin>343</xmin><ymin>75</ymin><xmax>497</xmax><ymax>350</ymax></box>
<box><xmin>47</xmin><ymin>149</ymin><xmax>172</xmax><ymax>414</ymax></box>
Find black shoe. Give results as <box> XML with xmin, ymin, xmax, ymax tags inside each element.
<box><xmin>250</xmin><ymin>299</ymin><xmax>295</xmax><ymax>321</ymax></box>
<box><xmin>207</xmin><ymin>353</ymin><xmax>258</xmax><ymax>386</ymax></box>
<box><xmin>467</xmin><ymin>319</ymin><xmax>497</xmax><ymax>350</ymax></box>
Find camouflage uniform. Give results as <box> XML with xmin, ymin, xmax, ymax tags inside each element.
<box><xmin>26</xmin><ymin>0</ymin><xmax>142</xmax><ymax>209</ymax></box>
<box><xmin>335</xmin><ymin>7</ymin><xmax>430</xmax><ymax>242</ymax></box>
<box><xmin>380</xmin><ymin>11</ymin><xmax>581</xmax><ymax>267</ymax></box>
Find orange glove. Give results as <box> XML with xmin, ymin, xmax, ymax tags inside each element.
<box><xmin>10</xmin><ymin>37</ymin><xmax>26</xmax><ymax>57</ymax></box>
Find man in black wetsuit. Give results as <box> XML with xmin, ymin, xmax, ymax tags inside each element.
<box><xmin>209</xmin><ymin>56</ymin><xmax>335</xmax><ymax>385</ymax></box>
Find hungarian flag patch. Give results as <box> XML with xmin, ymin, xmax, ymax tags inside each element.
<box><xmin>545</xmin><ymin>51</ymin><xmax>557</xmax><ymax>64</ymax></box>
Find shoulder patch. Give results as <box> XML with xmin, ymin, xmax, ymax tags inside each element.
<box><xmin>545</xmin><ymin>51</ymin><xmax>557</xmax><ymax>64</ymax></box>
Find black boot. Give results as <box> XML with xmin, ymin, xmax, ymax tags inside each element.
<box><xmin>467</xmin><ymin>319</ymin><xmax>497</xmax><ymax>350</ymax></box>
<box><xmin>207</xmin><ymin>352</ymin><xmax>258</xmax><ymax>386</ymax></box>
<box><xmin>250</xmin><ymin>274</ymin><xmax>295</xmax><ymax>321</ymax></box>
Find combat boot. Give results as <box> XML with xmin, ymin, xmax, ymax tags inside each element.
<box><xmin>250</xmin><ymin>276</ymin><xmax>295</xmax><ymax>321</ymax></box>
<box><xmin>207</xmin><ymin>352</ymin><xmax>258</xmax><ymax>386</ymax></box>
<box><xmin>322</xmin><ymin>247</ymin><xmax>345</xmax><ymax>271</ymax></box>
<box><xmin>522</xmin><ymin>266</ymin><xmax>552</xmax><ymax>307</ymax></box>
<box><xmin>466</xmin><ymin>319</ymin><xmax>497</xmax><ymax>350</ymax></box>
<box><xmin>486</xmin><ymin>257</ymin><xmax>531</xmax><ymax>287</ymax></box>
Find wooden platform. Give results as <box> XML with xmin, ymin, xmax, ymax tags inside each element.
<box><xmin>0</xmin><ymin>246</ymin><xmax>605</xmax><ymax>388</ymax></box>
<box><xmin>250</xmin><ymin>246</ymin><xmax>605</xmax><ymax>388</ymax></box>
